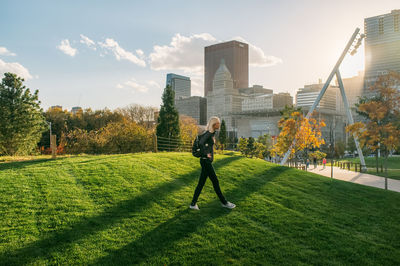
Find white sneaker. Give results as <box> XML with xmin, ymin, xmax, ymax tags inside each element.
<box><xmin>189</xmin><ymin>204</ymin><xmax>200</xmax><ymax>210</ymax></box>
<box><xmin>222</xmin><ymin>201</ymin><xmax>236</xmax><ymax>209</ymax></box>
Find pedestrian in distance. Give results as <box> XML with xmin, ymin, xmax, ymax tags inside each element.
<box><xmin>323</xmin><ymin>157</ymin><xmax>327</xmax><ymax>169</ymax></box>
<box><xmin>190</xmin><ymin>116</ymin><xmax>236</xmax><ymax>211</ymax></box>
<box><xmin>313</xmin><ymin>157</ymin><xmax>317</xmax><ymax>169</ymax></box>
<box><xmin>306</xmin><ymin>158</ymin><xmax>310</xmax><ymax>170</ymax></box>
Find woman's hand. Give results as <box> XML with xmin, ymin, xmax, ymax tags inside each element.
<box><xmin>207</xmin><ymin>153</ymin><xmax>212</xmax><ymax>159</ymax></box>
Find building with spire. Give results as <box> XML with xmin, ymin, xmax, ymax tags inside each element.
<box><xmin>206</xmin><ymin>58</ymin><xmax>243</xmax><ymax>135</ymax></box>
<box><xmin>204</xmin><ymin>40</ymin><xmax>248</xmax><ymax>97</ymax></box>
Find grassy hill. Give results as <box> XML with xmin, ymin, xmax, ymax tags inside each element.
<box><xmin>0</xmin><ymin>152</ymin><xmax>399</xmax><ymax>265</ymax></box>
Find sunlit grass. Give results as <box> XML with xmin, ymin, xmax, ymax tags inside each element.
<box><xmin>0</xmin><ymin>153</ymin><xmax>399</xmax><ymax>265</ymax></box>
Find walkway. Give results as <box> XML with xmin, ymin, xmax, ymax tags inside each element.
<box><xmin>306</xmin><ymin>165</ymin><xmax>400</xmax><ymax>193</ymax></box>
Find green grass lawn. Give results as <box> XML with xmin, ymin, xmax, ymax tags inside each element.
<box><xmin>338</xmin><ymin>156</ymin><xmax>400</xmax><ymax>180</ymax></box>
<box><xmin>0</xmin><ymin>152</ymin><xmax>399</xmax><ymax>265</ymax></box>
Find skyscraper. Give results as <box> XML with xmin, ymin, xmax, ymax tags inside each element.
<box><xmin>295</xmin><ymin>83</ymin><xmax>337</xmax><ymax>112</ymax></box>
<box><xmin>175</xmin><ymin>96</ymin><xmax>207</xmax><ymax>125</ymax></box>
<box><xmin>206</xmin><ymin>59</ymin><xmax>243</xmax><ymax>134</ymax></box>
<box><xmin>364</xmin><ymin>10</ymin><xmax>400</xmax><ymax>89</ymax></box>
<box><xmin>166</xmin><ymin>73</ymin><xmax>191</xmax><ymax>99</ymax></box>
<box><xmin>204</xmin><ymin>40</ymin><xmax>248</xmax><ymax>97</ymax></box>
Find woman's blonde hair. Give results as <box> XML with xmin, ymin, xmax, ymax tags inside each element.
<box><xmin>206</xmin><ymin>116</ymin><xmax>221</xmax><ymax>133</ymax></box>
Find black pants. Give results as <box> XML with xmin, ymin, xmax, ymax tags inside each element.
<box><xmin>191</xmin><ymin>159</ymin><xmax>227</xmax><ymax>205</ymax></box>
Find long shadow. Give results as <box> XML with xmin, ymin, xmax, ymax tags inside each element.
<box><xmin>0</xmin><ymin>157</ymin><xmax>70</xmax><ymax>171</ymax></box>
<box><xmin>0</xmin><ymin>156</ymin><xmax>242</xmax><ymax>265</ymax></box>
<box><xmin>89</xmin><ymin>166</ymin><xmax>289</xmax><ymax>265</ymax></box>
<box><xmin>349</xmin><ymin>173</ymin><xmax>363</xmax><ymax>182</ymax></box>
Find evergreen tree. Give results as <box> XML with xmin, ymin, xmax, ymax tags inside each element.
<box><xmin>156</xmin><ymin>85</ymin><xmax>180</xmax><ymax>142</ymax></box>
<box><xmin>219</xmin><ymin>119</ymin><xmax>227</xmax><ymax>150</ymax></box>
<box><xmin>0</xmin><ymin>73</ymin><xmax>46</xmax><ymax>155</ymax></box>
<box><xmin>247</xmin><ymin>137</ymin><xmax>255</xmax><ymax>158</ymax></box>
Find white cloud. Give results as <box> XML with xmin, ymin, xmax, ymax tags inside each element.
<box><xmin>0</xmin><ymin>47</ymin><xmax>16</xmax><ymax>56</ymax></box>
<box><xmin>136</xmin><ymin>49</ymin><xmax>144</xmax><ymax>57</ymax></box>
<box><xmin>57</xmin><ymin>39</ymin><xmax>77</xmax><ymax>57</ymax></box>
<box><xmin>0</xmin><ymin>59</ymin><xmax>33</xmax><ymax>80</ymax></box>
<box><xmin>149</xmin><ymin>33</ymin><xmax>216</xmax><ymax>75</ymax></box>
<box><xmin>232</xmin><ymin>36</ymin><xmax>283</xmax><ymax>67</ymax></box>
<box><xmin>146</xmin><ymin>80</ymin><xmax>161</xmax><ymax>88</ymax></box>
<box><xmin>125</xmin><ymin>80</ymin><xmax>148</xmax><ymax>92</ymax></box>
<box><xmin>80</xmin><ymin>34</ymin><xmax>96</xmax><ymax>50</ymax></box>
<box><xmin>98</xmin><ymin>38</ymin><xmax>146</xmax><ymax>67</ymax></box>
<box><xmin>149</xmin><ymin>33</ymin><xmax>282</xmax><ymax>76</ymax></box>
<box><xmin>117</xmin><ymin>78</ymin><xmax>162</xmax><ymax>93</ymax></box>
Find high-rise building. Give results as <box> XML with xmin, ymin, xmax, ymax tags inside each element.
<box><xmin>50</xmin><ymin>105</ymin><xmax>62</xmax><ymax>110</ymax></box>
<box><xmin>204</xmin><ymin>40</ymin><xmax>248</xmax><ymax>97</ymax></box>
<box><xmin>166</xmin><ymin>73</ymin><xmax>191</xmax><ymax>99</ymax></box>
<box><xmin>273</xmin><ymin>92</ymin><xmax>293</xmax><ymax>109</ymax></box>
<box><xmin>71</xmin><ymin>106</ymin><xmax>82</xmax><ymax>115</ymax></box>
<box><xmin>295</xmin><ymin>82</ymin><xmax>348</xmax><ymax>141</ymax></box>
<box><xmin>175</xmin><ymin>96</ymin><xmax>207</xmax><ymax>125</ymax></box>
<box><xmin>295</xmin><ymin>83</ymin><xmax>338</xmax><ymax>112</ymax></box>
<box><xmin>206</xmin><ymin>59</ymin><xmax>243</xmax><ymax>134</ymax></box>
<box><xmin>239</xmin><ymin>85</ymin><xmax>273</xmax><ymax>96</ymax></box>
<box><xmin>364</xmin><ymin>10</ymin><xmax>400</xmax><ymax>89</ymax></box>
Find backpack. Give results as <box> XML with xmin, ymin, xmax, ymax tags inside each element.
<box><xmin>192</xmin><ymin>131</ymin><xmax>207</xmax><ymax>157</ymax></box>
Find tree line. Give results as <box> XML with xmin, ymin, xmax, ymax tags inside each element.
<box><xmin>0</xmin><ymin>73</ymin><xmax>199</xmax><ymax>155</ymax></box>
<box><xmin>1</xmin><ymin>71</ymin><xmax>399</xmax><ymax>164</ymax></box>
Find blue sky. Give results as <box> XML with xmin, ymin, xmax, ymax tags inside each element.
<box><xmin>1</xmin><ymin>0</ymin><xmax>399</xmax><ymax>110</ymax></box>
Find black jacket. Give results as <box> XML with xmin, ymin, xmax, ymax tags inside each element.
<box><xmin>199</xmin><ymin>130</ymin><xmax>215</xmax><ymax>162</ymax></box>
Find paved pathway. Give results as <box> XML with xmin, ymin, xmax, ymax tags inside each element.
<box><xmin>306</xmin><ymin>165</ymin><xmax>400</xmax><ymax>193</ymax></box>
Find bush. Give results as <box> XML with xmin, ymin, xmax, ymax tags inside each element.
<box><xmin>63</xmin><ymin>121</ymin><xmax>153</xmax><ymax>154</ymax></box>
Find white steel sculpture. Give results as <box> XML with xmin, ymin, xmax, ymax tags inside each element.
<box><xmin>280</xmin><ymin>28</ymin><xmax>367</xmax><ymax>171</ymax></box>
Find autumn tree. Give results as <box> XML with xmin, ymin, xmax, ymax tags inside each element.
<box><xmin>118</xmin><ymin>104</ymin><xmax>158</xmax><ymax>130</ymax></box>
<box><xmin>272</xmin><ymin>110</ymin><xmax>326</xmax><ymax>166</ymax></box>
<box><xmin>179</xmin><ymin>115</ymin><xmax>198</xmax><ymax>149</ymax></box>
<box><xmin>347</xmin><ymin>71</ymin><xmax>400</xmax><ymax>188</ymax></box>
<box><xmin>238</xmin><ymin>137</ymin><xmax>248</xmax><ymax>156</ymax></box>
<box><xmin>309</xmin><ymin>150</ymin><xmax>327</xmax><ymax>160</ymax></box>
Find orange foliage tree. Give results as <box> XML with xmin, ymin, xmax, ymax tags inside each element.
<box><xmin>272</xmin><ymin>110</ymin><xmax>326</xmax><ymax>165</ymax></box>
<box><xmin>179</xmin><ymin>115</ymin><xmax>199</xmax><ymax>144</ymax></box>
<box><xmin>347</xmin><ymin>71</ymin><xmax>400</xmax><ymax>186</ymax></box>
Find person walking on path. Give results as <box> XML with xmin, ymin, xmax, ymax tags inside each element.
<box><xmin>322</xmin><ymin>157</ymin><xmax>327</xmax><ymax>169</ymax></box>
<box><xmin>313</xmin><ymin>157</ymin><xmax>317</xmax><ymax>169</ymax></box>
<box><xmin>190</xmin><ymin>117</ymin><xmax>236</xmax><ymax>210</ymax></box>
<box><xmin>306</xmin><ymin>159</ymin><xmax>310</xmax><ymax>170</ymax></box>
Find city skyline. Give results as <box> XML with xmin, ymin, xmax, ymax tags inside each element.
<box><xmin>1</xmin><ymin>1</ymin><xmax>399</xmax><ymax>111</ymax></box>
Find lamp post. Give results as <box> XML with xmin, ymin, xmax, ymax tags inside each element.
<box><xmin>330</xmin><ymin>130</ymin><xmax>334</xmax><ymax>180</ymax></box>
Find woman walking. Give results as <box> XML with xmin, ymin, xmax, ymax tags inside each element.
<box><xmin>190</xmin><ymin>117</ymin><xmax>236</xmax><ymax>210</ymax></box>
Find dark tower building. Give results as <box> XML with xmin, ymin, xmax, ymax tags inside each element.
<box><xmin>204</xmin><ymin>40</ymin><xmax>249</xmax><ymax>97</ymax></box>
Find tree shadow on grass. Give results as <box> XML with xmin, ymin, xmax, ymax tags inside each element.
<box><xmin>0</xmin><ymin>157</ymin><xmax>70</xmax><ymax>171</ymax></box>
<box><xmin>89</xmin><ymin>166</ymin><xmax>289</xmax><ymax>265</ymax></box>
<box><xmin>0</xmin><ymin>156</ymin><xmax>243</xmax><ymax>265</ymax></box>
